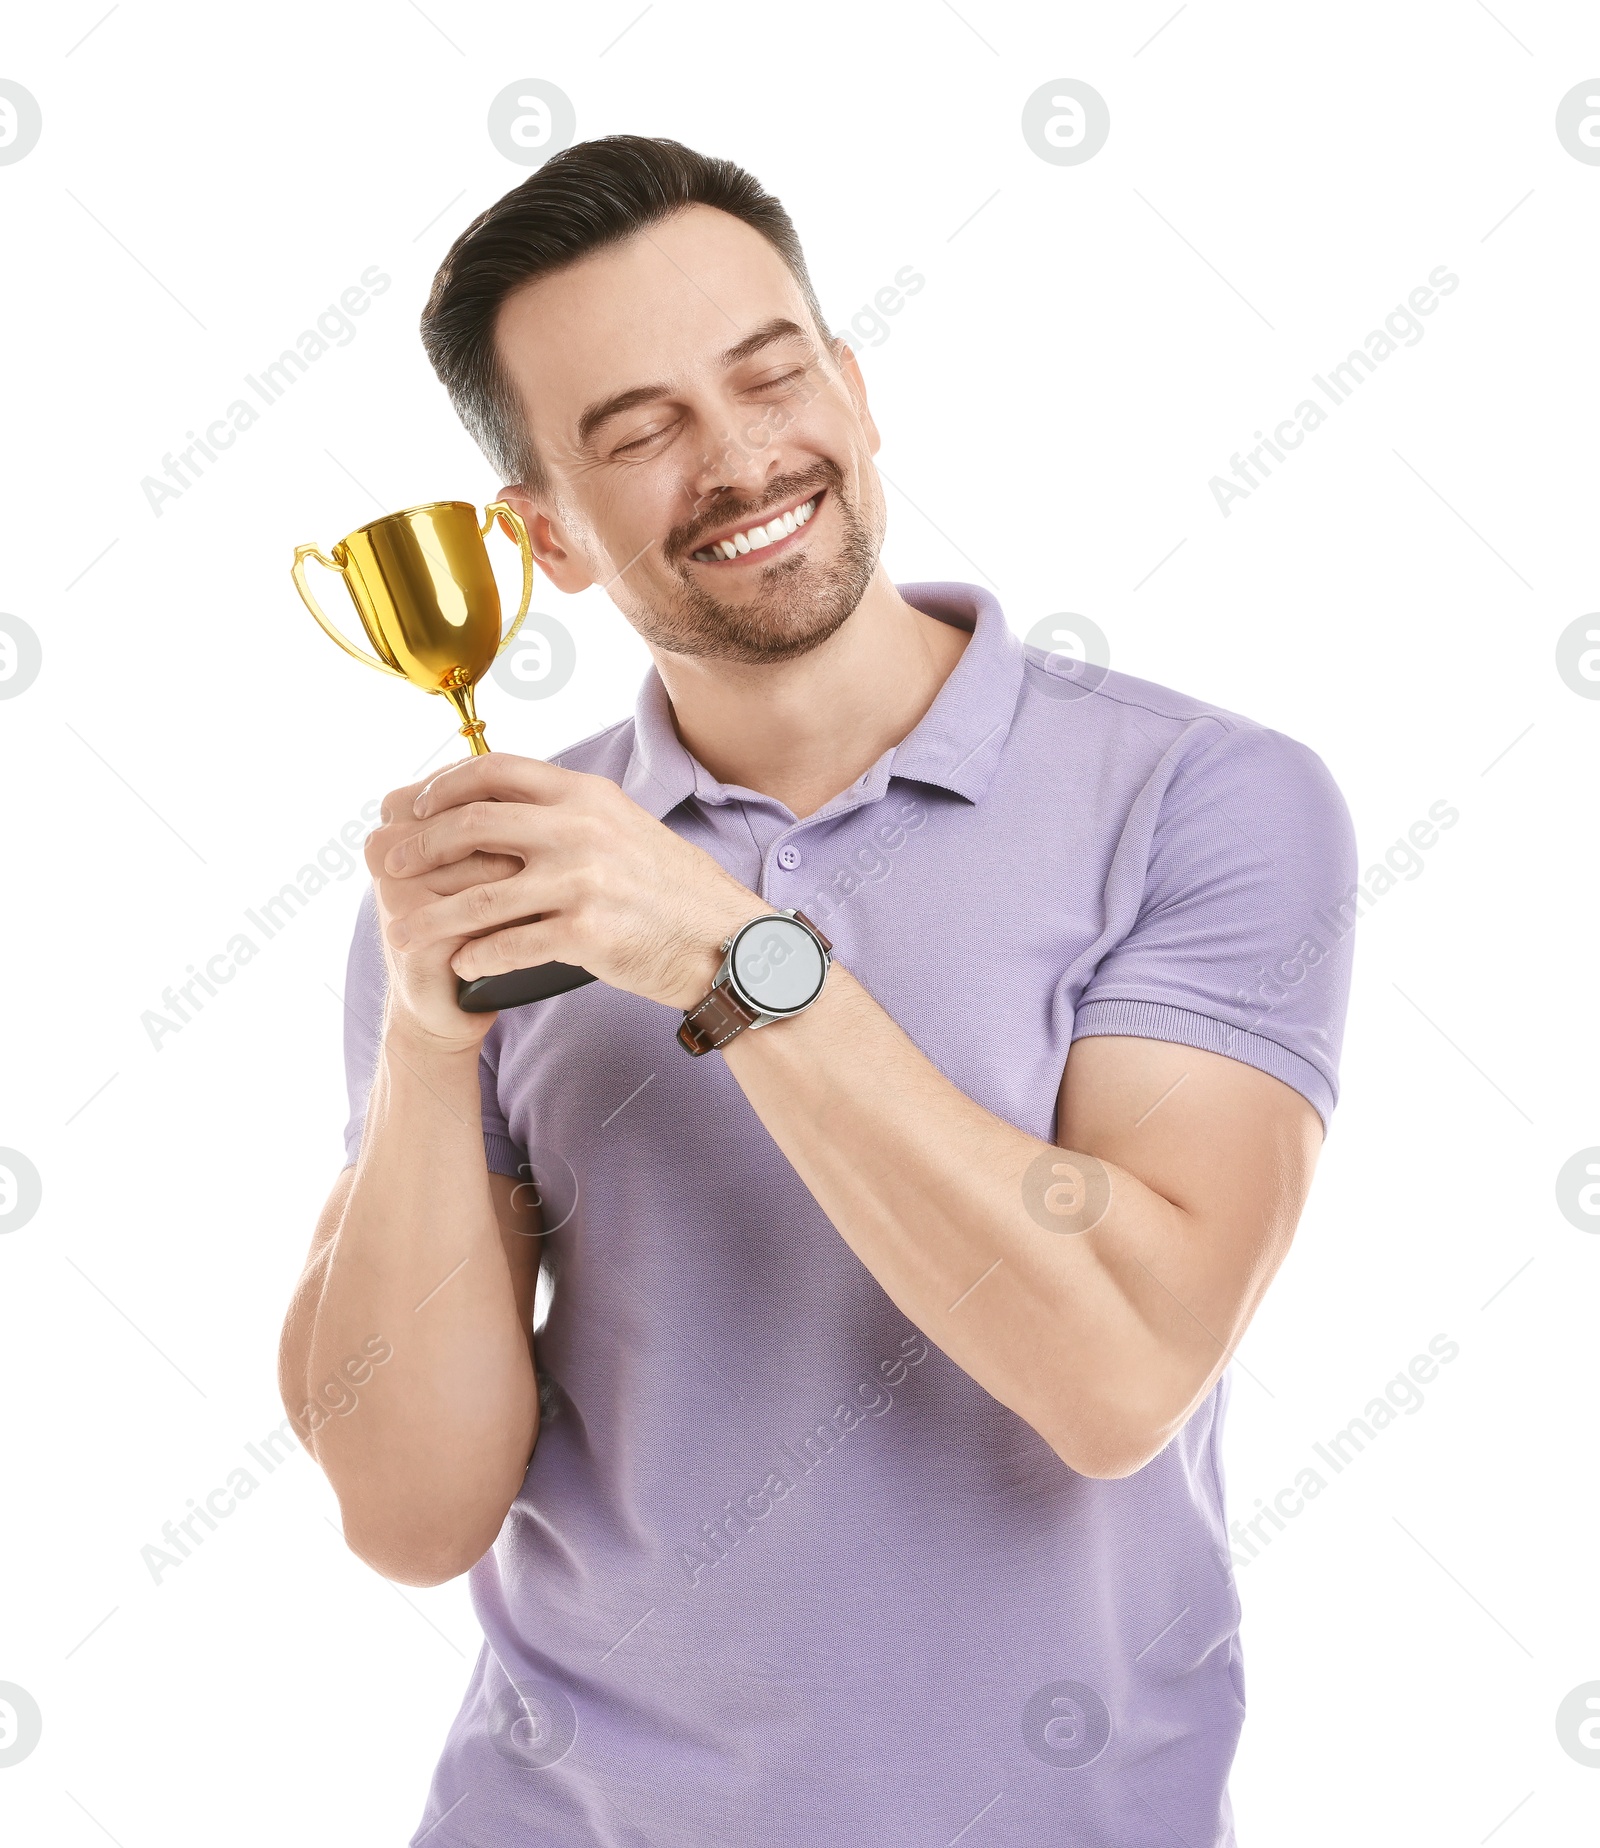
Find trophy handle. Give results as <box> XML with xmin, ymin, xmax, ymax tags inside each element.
<box><xmin>291</xmin><ymin>543</ymin><xmax>406</xmax><ymax>678</ymax></box>
<box><xmin>483</xmin><ymin>501</ymin><xmax>534</xmax><ymax>655</ymax></box>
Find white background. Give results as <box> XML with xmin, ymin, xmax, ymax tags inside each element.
<box><xmin>1</xmin><ymin>2</ymin><xmax>1596</xmax><ymax>1843</ymax></box>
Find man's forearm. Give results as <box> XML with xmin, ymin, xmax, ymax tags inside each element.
<box><xmin>721</xmin><ymin>966</ymin><xmax>1268</xmax><ymax>1476</ymax></box>
<box><xmin>294</xmin><ymin>1024</ymin><xmax>539</xmax><ymax>1581</ymax></box>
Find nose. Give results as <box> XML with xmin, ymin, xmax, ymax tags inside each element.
<box><xmin>686</xmin><ymin>426</ymin><xmax>781</xmax><ymax>513</ymax></box>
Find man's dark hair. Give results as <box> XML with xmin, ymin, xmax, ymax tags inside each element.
<box><xmin>419</xmin><ymin>135</ymin><xmax>828</xmax><ymax>495</ymax></box>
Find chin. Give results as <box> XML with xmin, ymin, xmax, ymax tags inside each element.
<box><xmin>643</xmin><ymin>542</ymin><xmax>879</xmax><ymax>666</ymax></box>
<box><xmin>685</xmin><ymin>577</ymin><xmax>859</xmax><ymax>664</ymax></box>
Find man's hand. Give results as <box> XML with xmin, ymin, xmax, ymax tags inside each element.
<box><xmin>368</xmin><ymin>753</ymin><xmax>761</xmax><ymax>1044</ymax></box>
<box><xmin>362</xmin><ymin>772</ymin><xmax>524</xmax><ymax>1053</ymax></box>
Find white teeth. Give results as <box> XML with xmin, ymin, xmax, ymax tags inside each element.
<box><xmin>694</xmin><ymin>495</ymin><xmax>819</xmax><ymax>560</ymax></box>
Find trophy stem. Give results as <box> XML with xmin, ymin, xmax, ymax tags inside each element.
<box><xmin>442</xmin><ymin>683</ymin><xmax>490</xmax><ymax>755</ymax></box>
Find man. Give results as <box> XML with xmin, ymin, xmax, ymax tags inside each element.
<box><xmin>279</xmin><ymin>136</ymin><xmax>1356</xmax><ymax>1846</ymax></box>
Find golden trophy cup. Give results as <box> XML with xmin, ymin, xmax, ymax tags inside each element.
<box><xmin>291</xmin><ymin>499</ymin><xmax>597</xmax><ymax>1012</ymax></box>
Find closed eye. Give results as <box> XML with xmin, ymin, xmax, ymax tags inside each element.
<box><xmin>611</xmin><ymin>419</ymin><xmax>679</xmax><ymax>458</ymax></box>
<box><xmin>746</xmin><ymin>368</ymin><xmax>807</xmax><ymax>393</ymax></box>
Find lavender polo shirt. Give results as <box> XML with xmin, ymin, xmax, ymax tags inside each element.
<box><xmin>340</xmin><ymin>582</ymin><xmax>1357</xmax><ymax>1848</ymax></box>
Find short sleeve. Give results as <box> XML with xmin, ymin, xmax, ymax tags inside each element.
<box><xmin>340</xmin><ymin>882</ymin><xmax>527</xmax><ymax>1179</ymax></box>
<box><xmin>1071</xmin><ymin>724</ymin><xmax>1359</xmax><ymax>1131</ymax></box>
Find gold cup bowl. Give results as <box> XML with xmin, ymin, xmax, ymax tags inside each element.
<box><xmin>291</xmin><ymin>499</ymin><xmax>534</xmax><ymax>753</ymax></box>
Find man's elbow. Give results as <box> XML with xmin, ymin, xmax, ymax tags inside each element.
<box><xmin>1039</xmin><ymin>1398</ymin><xmax>1193</xmax><ymax>1481</ymax></box>
<box><xmin>1057</xmin><ymin>1435</ymin><xmax>1166</xmax><ymax>1481</ymax></box>
<box><xmin>340</xmin><ymin>1511</ymin><xmax>502</xmax><ymax>1587</ymax></box>
<box><xmin>331</xmin><ymin>1457</ymin><xmax>534</xmax><ymax>1587</ymax></box>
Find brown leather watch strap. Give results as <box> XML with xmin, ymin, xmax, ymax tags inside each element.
<box><xmin>676</xmin><ymin>909</ymin><xmax>833</xmax><ymax>1057</ymax></box>
<box><xmin>676</xmin><ymin>982</ymin><xmax>759</xmax><ymax>1056</ymax></box>
<box><xmin>791</xmin><ymin>908</ymin><xmax>832</xmax><ymax>953</ymax></box>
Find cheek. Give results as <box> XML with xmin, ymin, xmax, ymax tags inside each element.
<box><xmin>793</xmin><ymin>404</ymin><xmax>883</xmax><ymax>511</ymax></box>
<box><xmin>831</xmin><ymin>413</ymin><xmax>885</xmax><ymax>502</ymax></box>
<box><xmin>843</xmin><ymin>452</ymin><xmax>888</xmax><ymax>538</ymax></box>
<box><xmin>585</xmin><ymin>468</ymin><xmax>682</xmax><ymax>564</ymax></box>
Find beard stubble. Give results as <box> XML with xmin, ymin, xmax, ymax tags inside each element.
<box><xmin>616</xmin><ymin>460</ymin><xmax>883</xmax><ymax>666</ymax></box>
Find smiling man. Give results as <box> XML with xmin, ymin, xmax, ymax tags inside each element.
<box><xmin>279</xmin><ymin>137</ymin><xmax>1357</xmax><ymax>1847</ymax></box>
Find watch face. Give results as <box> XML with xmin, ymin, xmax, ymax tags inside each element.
<box><xmin>728</xmin><ymin>915</ymin><xmax>826</xmax><ymax>1015</ymax></box>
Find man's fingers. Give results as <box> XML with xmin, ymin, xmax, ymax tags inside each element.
<box><xmin>418</xmin><ymin>850</ymin><xmax>523</xmax><ymax>897</ymax></box>
<box><xmin>451</xmin><ymin>917</ymin><xmax>566</xmax><ymax>983</ymax></box>
<box><xmin>370</xmin><ymin>856</ymin><xmax>522</xmax><ymax>955</ymax></box>
<box><xmin>373</xmin><ymin>751</ymin><xmax>536</xmax><ymax>829</ymax></box>
<box><xmin>385</xmin><ymin>801</ymin><xmax>575</xmax><ymax>876</ymax></box>
<box><xmin>388</xmin><ymin>868</ymin><xmax>569</xmax><ymax>951</ymax></box>
<box><xmin>377</xmin><ymin>762</ymin><xmax>473</xmax><ymax>825</ymax></box>
<box><xmin>366</xmin><ymin>770</ymin><xmax>472</xmax><ymax>880</ymax></box>
<box><xmin>413</xmin><ymin>751</ymin><xmax>577</xmax><ymax>820</ymax></box>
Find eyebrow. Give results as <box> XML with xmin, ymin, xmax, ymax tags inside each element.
<box><xmin>718</xmin><ymin>316</ymin><xmax>813</xmax><ymax>366</ymax></box>
<box><xmin>574</xmin><ymin>317</ymin><xmax>816</xmax><ymax>448</ymax></box>
<box><xmin>576</xmin><ymin>382</ymin><xmax>672</xmax><ymax>447</ymax></box>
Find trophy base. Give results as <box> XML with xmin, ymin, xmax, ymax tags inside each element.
<box><xmin>456</xmin><ymin>962</ymin><xmax>598</xmax><ymax>1013</ymax></box>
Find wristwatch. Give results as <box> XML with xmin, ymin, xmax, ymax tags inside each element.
<box><xmin>676</xmin><ymin>909</ymin><xmax>833</xmax><ymax>1056</ymax></box>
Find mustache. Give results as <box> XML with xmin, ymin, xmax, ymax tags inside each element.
<box><xmin>665</xmin><ymin>461</ymin><xmax>842</xmax><ymax>560</ymax></box>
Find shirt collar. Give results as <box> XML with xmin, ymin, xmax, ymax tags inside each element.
<box><xmin>619</xmin><ymin>581</ymin><xmax>1024</xmax><ymax>822</ymax></box>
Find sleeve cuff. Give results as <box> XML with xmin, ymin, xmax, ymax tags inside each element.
<box><xmin>484</xmin><ymin>1131</ymin><xmax>530</xmax><ymax>1181</ymax></box>
<box><xmin>1071</xmin><ymin>998</ymin><xmax>1337</xmax><ymax>1132</ymax></box>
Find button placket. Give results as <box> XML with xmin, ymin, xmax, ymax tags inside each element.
<box><xmin>765</xmin><ymin>771</ymin><xmax>899</xmax><ymax>904</ymax></box>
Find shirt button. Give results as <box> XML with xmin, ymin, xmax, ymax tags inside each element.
<box><xmin>777</xmin><ymin>843</ymin><xmax>802</xmax><ymax>871</ymax></box>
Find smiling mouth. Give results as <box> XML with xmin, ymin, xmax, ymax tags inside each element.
<box><xmin>689</xmin><ymin>490</ymin><xmax>822</xmax><ymax>564</ymax></box>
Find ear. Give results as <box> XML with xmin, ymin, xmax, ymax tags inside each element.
<box><xmin>497</xmin><ymin>486</ymin><xmax>595</xmax><ymax>595</ymax></box>
<box><xmin>830</xmin><ymin>339</ymin><xmax>882</xmax><ymax>459</ymax></box>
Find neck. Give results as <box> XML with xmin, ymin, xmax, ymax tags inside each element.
<box><xmin>647</xmin><ymin>569</ymin><xmax>971</xmax><ymax>820</ymax></box>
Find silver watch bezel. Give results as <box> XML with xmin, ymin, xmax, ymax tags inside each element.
<box><xmin>717</xmin><ymin>909</ymin><xmax>830</xmax><ymax>1024</ymax></box>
